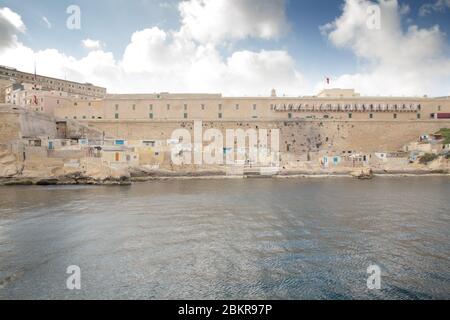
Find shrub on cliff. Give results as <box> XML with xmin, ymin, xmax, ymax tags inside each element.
<box><xmin>436</xmin><ymin>128</ymin><xmax>450</xmax><ymax>144</ymax></box>
<box><xmin>419</xmin><ymin>153</ymin><xmax>439</xmax><ymax>165</ymax></box>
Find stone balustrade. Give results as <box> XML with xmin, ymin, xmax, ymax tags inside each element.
<box><xmin>274</xmin><ymin>103</ymin><xmax>421</xmax><ymax>112</ymax></box>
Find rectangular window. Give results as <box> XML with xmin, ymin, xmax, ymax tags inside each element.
<box><xmin>184</xmin><ymin>113</ymin><xmax>188</xmax><ymax>119</ymax></box>
<box><xmin>394</xmin><ymin>114</ymin><xmax>397</xmax><ymax>119</ymax></box>
<box><xmin>115</xmin><ymin>113</ymin><xmax>119</xmax><ymax>119</ymax></box>
<box><xmin>218</xmin><ymin>104</ymin><xmax>222</xmax><ymax>111</ymax></box>
<box><xmin>201</xmin><ymin>104</ymin><xmax>205</xmax><ymax>110</ymax></box>
<box><xmin>184</xmin><ymin>104</ymin><xmax>188</xmax><ymax>111</ymax></box>
<box><xmin>253</xmin><ymin>104</ymin><xmax>257</xmax><ymax>111</ymax></box>
<box><xmin>132</xmin><ymin>104</ymin><xmax>136</xmax><ymax>111</ymax></box>
<box><xmin>288</xmin><ymin>113</ymin><xmax>292</xmax><ymax>119</ymax></box>
<box><xmin>149</xmin><ymin>113</ymin><xmax>153</xmax><ymax>119</ymax></box>
<box><xmin>369</xmin><ymin>114</ymin><xmax>373</xmax><ymax>119</ymax></box>
<box><xmin>236</xmin><ymin>104</ymin><xmax>239</xmax><ymax>110</ymax></box>
<box><xmin>348</xmin><ymin>113</ymin><xmax>352</xmax><ymax>119</ymax></box>
<box><xmin>115</xmin><ymin>104</ymin><xmax>119</xmax><ymax>111</ymax></box>
<box><xmin>417</xmin><ymin>113</ymin><xmax>421</xmax><ymax>119</ymax></box>
<box><xmin>149</xmin><ymin>104</ymin><xmax>153</xmax><ymax>111</ymax></box>
<box><xmin>88</xmin><ymin>102</ymin><xmax>91</xmax><ymax>106</ymax></box>
<box><xmin>167</xmin><ymin>104</ymin><xmax>170</xmax><ymax>110</ymax></box>
<box><xmin>218</xmin><ymin>113</ymin><xmax>222</xmax><ymax>119</ymax></box>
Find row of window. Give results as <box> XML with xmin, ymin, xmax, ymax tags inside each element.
<box><xmin>65</xmin><ymin>112</ymin><xmax>425</xmax><ymax>120</ymax></box>
<box><xmin>0</xmin><ymin>69</ymin><xmax>105</xmax><ymax>93</ymax></box>
<box><xmin>74</xmin><ymin>102</ymin><xmax>94</xmax><ymax>106</ymax></box>
<box><xmin>112</xmin><ymin>103</ymin><xmax>261</xmax><ymax>111</ymax></box>
<box><xmin>77</xmin><ymin>102</ymin><xmax>446</xmax><ymax>114</ymax></box>
<box><xmin>66</xmin><ymin>116</ymin><xmax>103</xmax><ymax>120</ymax></box>
<box><xmin>107</xmin><ymin>104</ymin><xmax>446</xmax><ymax>112</ymax></box>
<box><xmin>287</xmin><ymin>113</ymin><xmax>422</xmax><ymax>119</ymax></box>
<box><xmin>113</xmin><ymin>113</ymin><xmax>231</xmax><ymax>119</ymax></box>
<box><xmin>109</xmin><ymin>103</ymin><xmax>442</xmax><ymax>111</ymax></box>
<box><xmin>62</xmin><ymin>110</ymin><xmax>425</xmax><ymax>120</ymax></box>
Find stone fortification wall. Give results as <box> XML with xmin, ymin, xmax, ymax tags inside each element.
<box><xmin>0</xmin><ymin>112</ymin><xmax>21</xmax><ymax>142</ymax></box>
<box><xmin>87</xmin><ymin>120</ymin><xmax>450</xmax><ymax>154</ymax></box>
<box><xmin>0</xmin><ymin>106</ymin><xmax>57</xmax><ymax>143</ymax></box>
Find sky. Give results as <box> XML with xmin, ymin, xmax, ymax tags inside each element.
<box><xmin>0</xmin><ymin>0</ymin><xmax>449</xmax><ymax>96</ymax></box>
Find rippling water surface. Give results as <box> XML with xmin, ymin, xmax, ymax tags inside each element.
<box><xmin>0</xmin><ymin>177</ymin><xmax>449</xmax><ymax>300</ymax></box>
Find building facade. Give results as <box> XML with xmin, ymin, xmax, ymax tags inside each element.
<box><xmin>0</xmin><ymin>65</ymin><xmax>106</xmax><ymax>98</ymax></box>
<box><xmin>1</xmin><ymin>64</ymin><xmax>449</xmax><ymax>123</ymax></box>
<box><xmin>52</xmin><ymin>89</ymin><xmax>450</xmax><ymax>122</ymax></box>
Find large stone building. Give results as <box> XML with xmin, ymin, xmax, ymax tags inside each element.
<box><xmin>0</xmin><ymin>65</ymin><xmax>106</xmax><ymax>101</ymax></box>
<box><xmin>51</xmin><ymin>89</ymin><xmax>450</xmax><ymax>122</ymax></box>
<box><xmin>1</xmin><ymin>65</ymin><xmax>449</xmax><ymax>122</ymax></box>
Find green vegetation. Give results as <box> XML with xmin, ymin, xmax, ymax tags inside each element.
<box><xmin>419</xmin><ymin>153</ymin><xmax>439</xmax><ymax>165</ymax></box>
<box><xmin>436</xmin><ymin>128</ymin><xmax>450</xmax><ymax>144</ymax></box>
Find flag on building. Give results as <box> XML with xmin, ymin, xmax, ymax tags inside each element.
<box><xmin>32</xmin><ymin>61</ymin><xmax>38</xmax><ymax>105</ymax></box>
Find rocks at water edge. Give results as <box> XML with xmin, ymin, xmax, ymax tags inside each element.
<box><xmin>351</xmin><ymin>168</ymin><xmax>374</xmax><ymax>180</ymax></box>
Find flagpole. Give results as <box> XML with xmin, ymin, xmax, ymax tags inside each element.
<box><xmin>33</xmin><ymin>61</ymin><xmax>38</xmax><ymax>106</ymax></box>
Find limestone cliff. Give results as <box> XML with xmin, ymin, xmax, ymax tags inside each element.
<box><xmin>0</xmin><ymin>147</ymin><xmax>22</xmax><ymax>177</ymax></box>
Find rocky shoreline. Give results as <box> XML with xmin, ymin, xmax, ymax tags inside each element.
<box><xmin>1</xmin><ymin>169</ymin><xmax>449</xmax><ymax>186</ymax></box>
<box><xmin>0</xmin><ymin>173</ymin><xmax>132</xmax><ymax>186</ymax></box>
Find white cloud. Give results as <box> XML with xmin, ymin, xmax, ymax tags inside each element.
<box><xmin>42</xmin><ymin>16</ymin><xmax>51</xmax><ymax>29</ymax></box>
<box><xmin>0</xmin><ymin>7</ymin><xmax>26</xmax><ymax>50</ymax></box>
<box><xmin>319</xmin><ymin>0</ymin><xmax>450</xmax><ymax>96</ymax></box>
<box><xmin>419</xmin><ymin>0</ymin><xmax>450</xmax><ymax>16</ymax></box>
<box><xmin>219</xmin><ymin>50</ymin><xmax>305</xmax><ymax>95</ymax></box>
<box><xmin>0</xmin><ymin>4</ymin><xmax>305</xmax><ymax>96</ymax></box>
<box><xmin>3</xmin><ymin>1</ymin><xmax>449</xmax><ymax>97</ymax></box>
<box><xmin>82</xmin><ymin>38</ymin><xmax>104</xmax><ymax>50</ymax></box>
<box><xmin>0</xmin><ymin>40</ymin><xmax>124</xmax><ymax>90</ymax></box>
<box><xmin>122</xmin><ymin>27</ymin><xmax>195</xmax><ymax>73</ymax></box>
<box><xmin>178</xmin><ymin>0</ymin><xmax>289</xmax><ymax>44</ymax></box>
<box><xmin>120</xmin><ymin>27</ymin><xmax>305</xmax><ymax>95</ymax></box>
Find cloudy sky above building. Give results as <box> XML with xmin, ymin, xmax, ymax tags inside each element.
<box><xmin>0</xmin><ymin>0</ymin><xmax>449</xmax><ymax>96</ymax></box>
